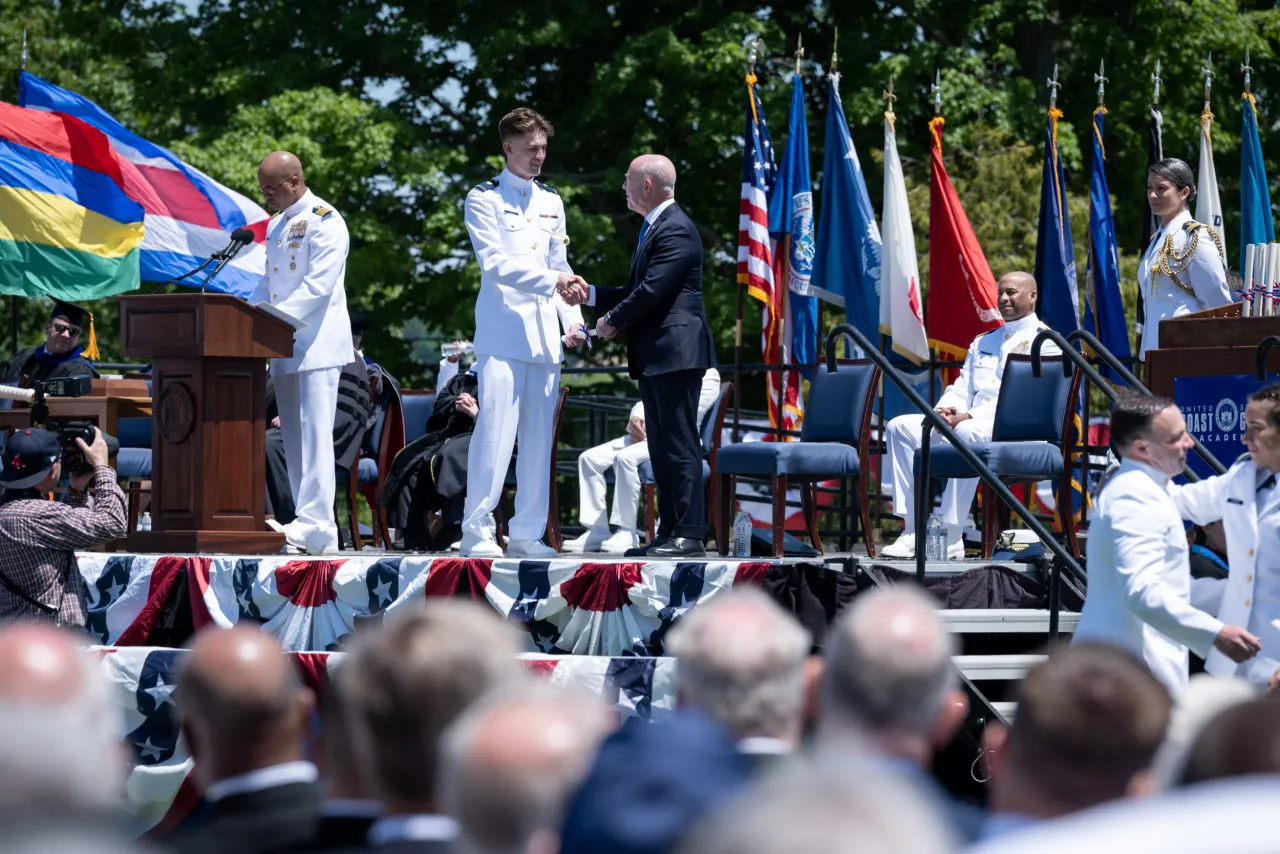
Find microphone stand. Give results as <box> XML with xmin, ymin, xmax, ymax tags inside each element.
<box><xmin>200</xmin><ymin>240</ymin><xmax>251</xmax><ymax>294</ymax></box>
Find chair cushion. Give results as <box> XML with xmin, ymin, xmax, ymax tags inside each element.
<box><xmin>357</xmin><ymin>457</ymin><xmax>379</xmax><ymax>484</ymax></box>
<box><xmin>919</xmin><ymin>441</ymin><xmax>1063</xmax><ymax>480</ymax></box>
<box><xmin>401</xmin><ymin>394</ymin><xmax>437</xmax><ymax>445</ymax></box>
<box><xmin>717</xmin><ymin>442</ymin><xmax>860</xmax><ymax>477</ymax></box>
<box><xmin>116</xmin><ymin>417</ymin><xmax>152</xmax><ymax>449</ymax></box>
<box><xmin>116</xmin><ymin>448</ymin><xmax>152</xmax><ymax>479</ymax></box>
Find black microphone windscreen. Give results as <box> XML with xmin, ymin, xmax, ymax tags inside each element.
<box><xmin>231</xmin><ymin>227</ymin><xmax>255</xmax><ymax>242</ymax></box>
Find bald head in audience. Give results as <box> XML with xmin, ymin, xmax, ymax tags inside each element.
<box><xmin>0</xmin><ymin>623</ymin><xmax>121</xmax><ymax>813</ymax></box>
<box><xmin>819</xmin><ymin>586</ymin><xmax>967</xmax><ymax>765</ymax></box>
<box><xmin>178</xmin><ymin>627</ymin><xmax>313</xmax><ymax>791</ymax></box>
<box><xmin>441</xmin><ymin>683</ymin><xmax>615</xmax><ymax>854</ymax></box>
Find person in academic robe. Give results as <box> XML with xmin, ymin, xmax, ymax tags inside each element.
<box><xmin>0</xmin><ymin>300</ymin><xmax>99</xmax><ymax>387</ymax></box>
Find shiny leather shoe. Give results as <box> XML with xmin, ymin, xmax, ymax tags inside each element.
<box><xmin>624</xmin><ymin>536</ymin><xmax>669</xmax><ymax>558</ymax></box>
<box><xmin>647</xmin><ymin>538</ymin><xmax>707</xmax><ymax>559</ymax></box>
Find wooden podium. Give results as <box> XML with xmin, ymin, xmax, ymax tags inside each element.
<box><xmin>118</xmin><ymin>294</ymin><xmax>295</xmax><ymax>553</ymax></box>
<box><xmin>1146</xmin><ymin>303</ymin><xmax>1280</xmax><ymax>398</ymax></box>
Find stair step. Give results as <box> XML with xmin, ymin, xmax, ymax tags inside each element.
<box><xmin>866</xmin><ymin>558</ymin><xmax>1040</xmax><ymax>578</ymax></box>
<box><xmin>954</xmin><ymin>654</ymin><xmax>1046</xmax><ymax>680</ymax></box>
<box><xmin>991</xmin><ymin>701</ymin><xmax>1017</xmax><ymax>722</ymax></box>
<box><xmin>939</xmin><ymin>609</ymin><xmax>1079</xmax><ymax>633</ymax></box>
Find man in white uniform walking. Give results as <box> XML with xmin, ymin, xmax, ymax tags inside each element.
<box><xmin>460</xmin><ymin>107</ymin><xmax>586</xmax><ymax>558</ymax></box>
<box><xmin>252</xmin><ymin>151</ymin><xmax>352</xmax><ymax>555</ymax></box>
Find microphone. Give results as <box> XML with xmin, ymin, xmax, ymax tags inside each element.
<box><xmin>201</xmin><ymin>227</ymin><xmax>258</xmax><ymax>293</ymax></box>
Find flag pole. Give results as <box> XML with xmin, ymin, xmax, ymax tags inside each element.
<box><xmin>735</xmin><ymin>38</ymin><xmax>763</xmax><ymax>444</ymax></box>
<box><xmin>1242</xmin><ymin>48</ymin><xmax>1253</xmax><ymax>96</ymax></box>
<box><xmin>927</xmin><ymin>69</ymin><xmax>942</xmax><ymax>397</ymax></box>
<box><xmin>776</xmin><ymin>33</ymin><xmax>804</xmax><ymax>440</ymax></box>
<box><xmin>12</xmin><ymin>30</ymin><xmax>28</xmax><ymax>355</ymax></box>
<box><xmin>875</xmin><ymin>77</ymin><xmax>896</xmax><ymax>539</ymax></box>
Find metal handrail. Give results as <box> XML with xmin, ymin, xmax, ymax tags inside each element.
<box><xmin>1256</xmin><ymin>335</ymin><xmax>1280</xmax><ymax>381</ymax></box>
<box><xmin>1030</xmin><ymin>329</ymin><xmax>1225</xmax><ymax>478</ymax></box>
<box><xmin>1066</xmin><ymin>329</ymin><xmax>1147</xmax><ymax>391</ymax></box>
<box><xmin>826</xmin><ymin>323</ymin><xmax>1086</xmax><ymax>639</ymax></box>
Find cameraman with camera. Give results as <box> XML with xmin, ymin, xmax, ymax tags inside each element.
<box><xmin>0</xmin><ymin>427</ymin><xmax>126</xmax><ymax>627</ymax></box>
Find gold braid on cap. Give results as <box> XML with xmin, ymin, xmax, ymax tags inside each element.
<box><xmin>1150</xmin><ymin>221</ymin><xmax>1226</xmax><ymax>303</ymax></box>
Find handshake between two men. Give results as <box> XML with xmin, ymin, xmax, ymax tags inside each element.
<box><xmin>557</xmin><ymin>273</ymin><xmax>617</xmax><ymax>340</ymax></box>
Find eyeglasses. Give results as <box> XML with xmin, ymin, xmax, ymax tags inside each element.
<box><xmin>258</xmin><ymin>177</ymin><xmax>294</xmax><ymax>195</ymax></box>
<box><xmin>50</xmin><ymin>322</ymin><xmax>80</xmax><ymax>337</ymax></box>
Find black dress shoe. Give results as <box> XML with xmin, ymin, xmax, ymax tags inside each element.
<box><xmin>647</xmin><ymin>538</ymin><xmax>706</xmax><ymax>558</ymax></box>
<box><xmin>624</xmin><ymin>535</ymin><xmax>670</xmax><ymax>557</ymax></box>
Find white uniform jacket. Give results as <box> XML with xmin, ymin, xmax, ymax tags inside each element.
<box><xmin>1075</xmin><ymin>459</ymin><xmax>1224</xmax><ymax>691</ymax></box>
<box><xmin>933</xmin><ymin>313</ymin><xmax>1058</xmax><ymax>423</ymax></box>
<box><xmin>464</xmin><ymin>167</ymin><xmax>577</xmax><ymax>364</ymax></box>
<box><xmin>1138</xmin><ymin>209</ymin><xmax>1231</xmax><ymax>359</ymax></box>
<box><xmin>252</xmin><ymin>189</ymin><xmax>353</xmax><ymax>374</ymax></box>
<box><xmin>1170</xmin><ymin>454</ymin><xmax>1280</xmax><ymax>683</ymax></box>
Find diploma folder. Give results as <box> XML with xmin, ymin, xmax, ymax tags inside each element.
<box><xmin>253</xmin><ymin>301</ymin><xmax>308</xmax><ymax>330</ymax></box>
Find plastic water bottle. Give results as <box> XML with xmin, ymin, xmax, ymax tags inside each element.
<box><xmin>138</xmin><ymin>512</ymin><xmax>152</xmax><ymax>532</ymax></box>
<box><xmin>441</xmin><ymin>341</ymin><xmax>474</xmax><ymax>358</ymax></box>
<box><xmin>925</xmin><ymin>514</ymin><xmax>946</xmax><ymax>562</ymax></box>
<box><xmin>733</xmin><ymin>511</ymin><xmax>752</xmax><ymax>558</ymax></box>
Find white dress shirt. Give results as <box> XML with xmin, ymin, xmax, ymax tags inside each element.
<box><xmin>934</xmin><ymin>312</ymin><xmax>1057</xmax><ymax>424</ymax></box>
<box><xmin>1137</xmin><ymin>209</ymin><xmax>1231</xmax><ymax>359</ymax></box>
<box><xmin>202</xmin><ymin>760</ymin><xmax>318</xmax><ymax>804</ymax></box>
<box><xmin>368</xmin><ymin>814</ymin><xmax>460</xmax><ymax>846</ymax></box>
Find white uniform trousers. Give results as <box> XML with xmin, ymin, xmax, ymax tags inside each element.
<box><xmin>273</xmin><ymin>365</ymin><xmax>341</xmax><ymax>552</ymax></box>
<box><xmin>885</xmin><ymin>413</ymin><xmax>993</xmax><ymax>534</ymax></box>
<box><xmin>578</xmin><ymin>437</ymin><xmax>651</xmax><ymax>532</ymax></box>
<box><xmin>462</xmin><ymin>355</ymin><xmax>560</xmax><ymax>542</ymax></box>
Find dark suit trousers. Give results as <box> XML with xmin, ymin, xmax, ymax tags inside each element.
<box><xmin>640</xmin><ymin>369</ymin><xmax>704</xmax><ymax>540</ymax></box>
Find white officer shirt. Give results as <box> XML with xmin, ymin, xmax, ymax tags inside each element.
<box><xmin>252</xmin><ymin>189</ymin><xmax>353</xmax><ymax>374</ymax></box>
<box><xmin>1138</xmin><ymin>209</ymin><xmax>1231</xmax><ymax>359</ymax></box>
<box><xmin>933</xmin><ymin>313</ymin><xmax>1058</xmax><ymax>423</ymax></box>
<box><xmin>464</xmin><ymin>167</ymin><xmax>579</xmax><ymax>364</ymax></box>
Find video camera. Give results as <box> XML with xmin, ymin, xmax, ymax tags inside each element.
<box><xmin>0</xmin><ymin>376</ymin><xmax>120</xmax><ymax>474</ymax></box>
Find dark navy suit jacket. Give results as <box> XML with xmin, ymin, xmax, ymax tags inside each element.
<box><xmin>595</xmin><ymin>202</ymin><xmax>716</xmax><ymax>379</ymax></box>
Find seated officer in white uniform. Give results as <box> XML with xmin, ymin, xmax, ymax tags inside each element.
<box><xmin>1138</xmin><ymin>158</ymin><xmax>1231</xmax><ymax>361</ymax></box>
<box><xmin>881</xmin><ymin>271</ymin><xmax>1055</xmax><ymax>559</ymax></box>
<box><xmin>1168</xmin><ymin>382</ymin><xmax>1280</xmax><ymax>691</ymax></box>
<box><xmin>459</xmin><ymin>107</ymin><xmax>587</xmax><ymax>558</ymax></box>
<box><xmin>1074</xmin><ymin>393</ymin><xmax>1259</xmax><ymax>693</ymax></box>
<box><xmin>251</xmin><ymin>151</ymin><xmax>352</xmax><ymax>555</ymax></box>
<box><xmin>565</xmin><ymin>367</ymin><xmax>720</xmax><ymax>554</ymax></box>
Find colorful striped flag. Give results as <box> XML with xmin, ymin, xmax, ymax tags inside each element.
<box><xmin>19</xmin><ymin>72</ymin><xmax>269</xmax><ymax>298</ymax></box>
<box><xmin>736</xmin><ymin>71</ymin><xmax>785</xmax><ymax>432</ymax></box>
<box><xmin>0</xmin><ymin>101</ymin><xmax>146</xmax><ymax>301</ymax></box>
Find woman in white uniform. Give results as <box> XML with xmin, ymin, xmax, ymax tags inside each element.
<box><xmin>1138</xmin><ymin>158</ymin><xmax>1232</xmax><ymax>361</ymax></box>
<box><xmin>1170</xmin><ymin>382</ymin><xmax>1280</xmax><ymax>690</ymax></box>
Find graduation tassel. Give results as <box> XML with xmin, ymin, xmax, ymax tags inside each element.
<box><xmin>83</xmin><ymin>313</ymin><xmax>100</xmax><ymax>361</ymax></box>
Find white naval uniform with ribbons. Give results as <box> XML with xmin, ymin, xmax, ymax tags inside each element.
<box><xmin>250</xmin><ymin>189</ymin><xmax>352</xmax><ymax>553</ymax></box>
<box><xmin>1170</xmin><ymin>454</ymin><xmax>1280</xmax><ymax>685</ymax></box>
<box><xmin>461</xmin><ymin>167</ymin><xmax>583</xmax><ymax>543</ymax></box>
<box><xmin>1137</xmin><ymin>209</ymin><xmax>1231</xmax><ymax>360</ymax></box>
<box><xmin>1074</xmin><ymin>459</ymin><xmax>1224</xmax><ymax>692</ymax></box>
<box><xmin>884</xmin><ymin>313</ymin><xmax>1057</xmax><ymax>534</ymax></box>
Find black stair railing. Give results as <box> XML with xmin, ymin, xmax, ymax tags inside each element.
<box><xmin>826</xmin><ymin>324</ymin><xmax>1084</xmax><ymax>640</ymax></box>
<box><xmin>1256</xmin><ymin>335</ymin><xmax>1280</xmax><ymax>381</ymax></box>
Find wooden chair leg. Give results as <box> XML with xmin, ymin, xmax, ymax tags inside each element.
<box><xmin>802</xmin><ymin>482</ymin><xmax>823</xmax><ymax>554</ymax></box>
<box><xmin>858</xmin><ymin>468</ymin><xmax>877</xmax><ymax>558</ymax></box>
<box><xmin>126</xmin><ymin>480</ymin><xmax>140</xmax><ymax>533</ymax></box>
<box><xmin>718</xmin><ymin>474</ymin><xmax>733</xmax><ymax>556</ymax></box>
<box><xmin>772</xmin><ymin>474</ymin><xmax>787</xmax><ymax>558</ymax></box>
<box><xmin>708</xmin><ymin>472</ymin><xmax>720</xmax><ymax>551</ymax></box>
<box><xmin>644</xmin><ymin>485</ymin><xmax>656</xmax><ymax>543</ymax></box>
<box><xmin>1061</xmin><ymin>472</ymin><xmax>1081</xmax><ymax>557</ymax></box>
<box><xmin>376</xmin><ymin>507</ymin><xmax>391</xmax><ymax>549</ymax></box>
<box><xmin>494</xmin><ymin>495</ymin><xmax>508</xmax><ymax>551</ymax></box>
<box><xmin>347</xmin><ymin>466</ymin><xmax>362</xmax><ymax>552</ymax></box>
<box><xmin>980</xmin><ymin>482</ymin><xmax>996</xmax><ymax>560</ymax></box>
<box><xmin>546</xmin><ymin>470</ymin><xmax>561</xmax><ymax>552</ymax></box>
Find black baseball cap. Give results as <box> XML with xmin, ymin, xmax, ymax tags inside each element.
<box><xmin>1</xmin><ymin>429</ymin><xmax>61</xmax><ymax>489</ymax></box>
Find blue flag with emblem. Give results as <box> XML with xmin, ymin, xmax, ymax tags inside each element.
<box><xmin>1082</xmin><ymin>108</ymin><xmax>1131</xmax><ymax>382</ymax></box>
<box><xmin>1240</xmin><ymin>92</ymin><xmax>1274</xmax><ymax>270</ymax></box>
<box><xmin>812</xmin><ymin>70</ymin><xmax>881</xmax><ymax>351</ymax></box>
<box><xmin>768</xmin><ymin>74</ymin><xmax>817</xmax><ymax>381</ymax></box>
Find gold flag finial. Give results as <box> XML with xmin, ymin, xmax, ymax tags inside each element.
<box><xmin>1046</xmin><ymin>63</ymin><xmax>1061</xmax><ymax>109</ymax></box>
<box><xmin>794</xmin><ymin>33</ymin><xmax>804</xmax><ymax>76</ymax></box>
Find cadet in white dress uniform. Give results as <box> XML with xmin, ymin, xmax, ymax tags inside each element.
<box><xmin>1137</xmin><ymin>159</ymin><xmax>1231</xmax><ymax>360</ymax></box>
<box><xmin>251</xmin><ymin>151</ymin><xmax>352</xmax><ymax>555</ymax></box>
<box><xmin>882</xmin><ymin>273</ymin><xmax>1056</xmax><ymax>559</ymax></box>
<box><xmin>1168</xmin><ymin>386</ymin><xmax>1280</xmax><ymax>688</ymax></box>
<box><xmin>459</xmin><ymin>108</ymin><xmax>585</xmax><ymax>558</ymax></box>
<box><xmin>1073</xmin><ymin>394</ymin><xmax>1258</xmax><ymax>692</ymax></box>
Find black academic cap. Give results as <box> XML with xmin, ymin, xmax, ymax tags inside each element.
<box><xmin>349</xmin><ymin>311</ymin><xmax>371</xmax><ymax>335</ymax></box>
<box><xmin>48</xmin><ymin>300</ymin><xmax>88</xmax><ymax>328</ymax></box>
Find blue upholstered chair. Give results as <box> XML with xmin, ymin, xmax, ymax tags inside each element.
<box><xmin>401</xmin><ymin>392</ymin><xmax>438</xmax><ymax>445</ymax></box>
<box><xmin>116</xmin><ymin>416</ymin><xmax>153</xmax><ymax>531</ymax></box>
<box><xmin>716</xmin><ymin>362</ymin><xmax>881</xmax><ymax>558</ymax></box>
<box><xmin>915</xmin><ymin>354</ymin><xmax>1083</xmax><ymax>558</ymax></box>
<box><xmin>336</xmin><ymin>374</ymin><xmax>405</xmax><ymax>550</ymax></box>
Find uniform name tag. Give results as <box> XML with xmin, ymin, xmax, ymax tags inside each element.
<box><xmin>288</xmin><ymin>221</ymin><xmax>307</xmax><ymax>240</ymax></box>
<box><xmin>1228</xmin><ymin>497</ymin><xmax>1244</xmax><ymax>505</ymax></box>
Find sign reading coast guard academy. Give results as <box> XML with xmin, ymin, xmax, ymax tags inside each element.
<box><xmin>1174</xmin><ymin>373</ymin><xmax>1267</xmax><ymax>478</ymax></box>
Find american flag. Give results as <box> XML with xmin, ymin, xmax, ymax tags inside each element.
<box><xmin>736</xmin><ymin>73</ymin><xmax>784</xmax><ymax>431</ymax></box>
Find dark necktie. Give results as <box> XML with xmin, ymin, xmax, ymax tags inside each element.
<box><xmin>1258</xmin><ymin>474</ymin><xmax>1276</xmax><ymax>495</ymax></box>
<box><xmin>633</xmin><ymin>220</ymin><xmax>650</xmax><ymax>262</ymax></box>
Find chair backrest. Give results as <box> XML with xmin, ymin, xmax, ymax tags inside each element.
<box><xmin>699</xmin><ymin>382</ymin><xmax>732</xmax><ymax>456</ymax></box>
<box><xmin>800</xmin><ymin>361</ymin><xmax>881</xmax><ymax>444</ymax></box>
<box><xmin>991</xmin><ymin>355</ymin><xmax>1078</xmax><ymax>442</ymax></box>
<box><xmin>400</xmin><ymin>391</ymin><xmax>437</xmax><ymax>445</ymax></box>
<box><xmin>117</xmin><ymin>417</ymin><xmax>152</xmax><ymax>449</ymax></box>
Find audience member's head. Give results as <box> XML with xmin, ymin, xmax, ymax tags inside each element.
<box><xmin>1152</xmin><ymin>674</ymin><xmax>1256</xmax><ymax>789</ymax></box>
<box><xmin>43</xmin><ymin>301</ymin><xmax>87</xmax><ymax>356</ymax></box>
<box><xmin>985</xmin><ymin>642</ymin><xmax>1171</xmax><ymax>818</ymax></box>
<box><xmin>1180</xmin><ymin>697</ymin><xmax>1280</xmax><ymax>785</ymax></box>
<box><xmin>676</xmin><ymin>757</ymin><xmax>954</xmax><ymax>854</ymax></box>
<box><xmin>337</xmin><ymin>600</ymin><xmax>523</xmax><ymax>816</ymax></box>
<box><xmin>178</xmin><ymin>626</ymin><xmax>313</xmax><ymax>792</ymax></box>
<box><xmin>440</xmin><ymin>682</ymin><xmax>615</xmax><ymax>854</ymax></box>
<box><xmin>0</xmin><ymin>623</ymin><xmax>122</xmax><ymax>813</ymax></box>
<box><xmin>318</xmin><ymin>683</ymin><xmax>370</xmax><ymax>803</ymax></box>
<box><xmin>665</xmin><ymin>587</ymin><xmax>816</xmax><ymax>746</ymax></box>
<box><xmin>820</xmin><ymin>586</ymin><xmax>966</xmax><ymax>764</ymax></box>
